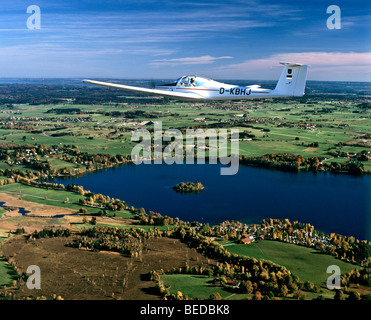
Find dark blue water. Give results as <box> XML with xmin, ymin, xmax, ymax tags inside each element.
<box><xmin>53</xmin><ymin>163</ymin><xmax>370</xmax><ymax>241</ymax></box>
<box><xmin>0</xmin><ymin>202</ymin><xmax>30</xmax><ymax>215</ymax></box>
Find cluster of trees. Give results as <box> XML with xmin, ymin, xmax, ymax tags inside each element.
<box><xmin>239</xmin><ymin>153</ymin><xmax>369</xmax><ymax>175</ymax></box>
<box><xmin>64</xmin><ymin>183</ymin><xmax>87</xmax><ymax>195</ymax></box>
<box><xmin>172</xmin><ymin>181</ymin><xmax>204</xmax><ymax>193</ymax></box>
<box><xmin>342</xmin><ymin>268</ymin><xmax>370</xmax><ymax>288</ymax></box>
<box><xmin>103</xmin><ymin>110</ymin><xmax>161</xmax><ymax>118</ymax></box>
<box><xmin>333</xmin><ymin>289</ymin><xmax>370</xmax><ymax>301</ymax></box>
<box><xmin>0</xmin><ymin>291</ymin><xmax>15</xmax><ymax>300</ymax></box>
<box><xmin>28</xmin><ymin>228</ymin><xmax>72</xmax><ymax>240</ymax></box>
<box><xmin>27</xmin><ymin>160</ymin><xmax>53</xmax><ymax>172</ymax></box>
<box><xmin>239</xmin><ymin>131</ymin><xmax>256</xmax><ymax>139</ymax></box>
<box><xmin>0</xmin><ymin>177</ymin><xmax>15</xmax><ymax>186</ymax></box>
<box><xmin>46</xmin><ymin>108</ymin><xmax>82</xmax><ymax>114</ymax></box>
<box><xmin>135</xmin><ymin>208</ymin><xmax>182</xmax><ymax>227</ymax></box>
<box><xmin>240</xmin><ymin>153</ymin><xmax>322</xmax><ymax>173</ymax></box>
<box><xmin>14</xmin><ymin>175</ymin><xmax>66</xmax><ymax>190</ymax></box>
<box><xmin>0</xmin><ymin>168</ymin><xmax>38</xmax><ymax>181</ymax></box>
<box><xmin>355</xmin><ymin>102</ymin><xmax>370</xmax><ymax>110</ymax></box>
<box><xmin>325</xmin><ymin>233</ymin><xmax>371</xmax><ymax>266</ymax></box>
<box><xmin>326</xmin><ymin>160</ymin><xmax>366</xmax><ymax>175</ymax></box>
<box><xmin>14</xmin><ymin>228</ymin><xmax>26</xmax><ymax>235</ymax></box>
<box><xmin>66</xmin><ymin>150</ymin><xmax>130</xmax><ymax>169</ymax></box>
<box><xmin>78</xmin><ymin>192</ymin><xmax>127</xmax><ymax>211</ymax></box>
<box><xmin>66</xmin><ymin>226</ymin><xmax>163</xmax><ymax>257</ymax></box>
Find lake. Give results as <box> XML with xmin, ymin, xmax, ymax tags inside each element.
<box><xmin>53</xmin><ymin>163</ymin><xmax>370</xmax><ymax>241</ymax></box>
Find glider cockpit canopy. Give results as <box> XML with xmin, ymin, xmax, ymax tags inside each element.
<box><xmin>175</xmin><ymin>75</ymin><xmax>210</xmax><ymax>87</ymax></box>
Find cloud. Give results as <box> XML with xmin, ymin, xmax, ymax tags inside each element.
<box><xmin>211</xmin><ymin>52</ymin><xmax>371</xmax><ymax>81</ymax></box>
<box><xmin>151</xmin><ymin>55</ymin><xmax>233</xmax><ymax>66</ymax></box>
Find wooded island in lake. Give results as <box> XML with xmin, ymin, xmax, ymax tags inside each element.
<box><xmin>173</xmin><ymin>181</ymin><xmax>205</xmax><ymax>193</ymax></box>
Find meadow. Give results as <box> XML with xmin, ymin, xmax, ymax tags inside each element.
<box><xmin>220</xmin><ymin>240</ymin><xmax>358</xmax><ymax>286</ymax></box>
<box><xmin>161</xmin><ymin>274</ymin><xmax>251</xmax><ymax>300</ymax></box>
<box><xmin>1</xmin><ymin>90</ymin><xmax>370</xmax><ymax>171</ymax></box>
<box><xmin>158</xmin><ymin>239</ymin><xmax>362</xmax><ymax>301</ymax></box>
<box><xmin>0</xmin><ymin>258</ymin><xmax>17</xmax><ymax>287</ymax></box>
<box><xmin>0</xmin><ymin>236</ymin><xmax>18</xmax><ymax>287</ymax></box>
<box><xmin>0</xmin><ymin>182</ymin><xmax>97</xmax><ymax>213</ymax></box>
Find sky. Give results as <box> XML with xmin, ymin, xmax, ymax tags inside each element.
<box><xmin>0</xmin><ymin>0</ymin><xmax>370</xmax><ymax>81</ymax></box>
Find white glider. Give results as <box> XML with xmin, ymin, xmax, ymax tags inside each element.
<box><xmin>83</xmin><ymin>62</ymin><xmax>308</xmax><ymax>101</ymax></box>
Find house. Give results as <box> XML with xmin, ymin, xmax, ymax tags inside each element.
<box><xmin>210</xmin><ymin>237</ymin><xmax>222</xmax><ymax>241</ymax></box>
<box><xmin>226</xmin><ymin>280</ymin><xmax>240</xmax><ymax>288</ymax></box>
<box><xmin>241</xmin><ymin>238</ymin><xmax>252</xmax><ymax>244</ymax></box>
<box><xmin>209</xmin><ymin>278</ymin><xmax>240</xmax><ymax>289</ymax></box>
<box><xmin>240</xmin><ymin>233</ymin><xmax>255</xmax><ymax>244</ymax></box>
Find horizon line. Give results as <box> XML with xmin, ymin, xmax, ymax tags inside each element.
<box><xmin>0</xmin><ymin>77</ymin><xmax>370</xmax><ymax>83</ymax></box>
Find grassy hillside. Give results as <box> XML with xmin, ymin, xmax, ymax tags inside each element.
<box><xmin>221</xmin><ymin>240</ymin><xmax>358</xmax><ymax>285</ymax></box>
<box><xmin>161</xmin><ymin>274</ymin><xmax>252</xmax><ymax>300</ymax></box>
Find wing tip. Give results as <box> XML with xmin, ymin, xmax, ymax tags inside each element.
<box><xmin>279</xmin><ymin>61</ymin><xmax>303</xmax><ymax>67</ymax></box>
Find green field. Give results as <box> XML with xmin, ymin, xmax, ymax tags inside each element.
<box><xmin>161</xmin><ymin>274</ymin><xmax>251</xmax><ymax>300</ymax></box>
<box><xmin>0</xmin><ymin>258</ymin><xmax>17</xmax><ymax>287</ymax></box>
<box><xmin>0</xmin><ymin>183</ymin><xmax>97</xmax><ymax>214</ymax></box>
<box><xmin>0</xmin><ymin>235</ymin><xmax>18</xmax><ymax>287</ymax></box>
<box><xmin>221</xmin><ymin>240</ymin><xmax>358</xmax><ymax>286</ymax></box>
<box><xmin>160</xmin><ymin>240</ymin><xmax>361</xmax><ymax>300</ymax></box>
<box><xmin>1</xmin><ymin>99</ymin><xmax>370</xmax><ymax>170</ymax></box>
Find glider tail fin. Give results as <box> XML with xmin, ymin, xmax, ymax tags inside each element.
<box><xmin>273</xmin><ymin>62</ymin><xmax>308</xmax><ymax>96</ymax></box>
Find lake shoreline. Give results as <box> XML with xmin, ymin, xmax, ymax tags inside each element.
<box><xmin>46</xmin><ymin>162</ymin><xmax>370</xmax><ymax>241</ymax></box>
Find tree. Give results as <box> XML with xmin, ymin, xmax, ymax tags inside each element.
<box><xmin>209</xmin><ymin>292</ymin><xmax>222</xmax><ymax>300</ymax></box>
<box><xmin>334</xmin><ymin>290</ymin><xmax>345</xmax><ymax>300</ymax></box>
<box><xmin>253</xmin><ymin>291</ymin><xmax>262</xmax><ymax>300</ymax></box>
<box><xmin>347</xmin><ymin>290</ymin><xmax>361</xmax><ymax>301</ymax></box>
<box><xmin>315</xmin><ymin>241</ymin><xmax>324</xmax><ymax>250</ymax></box>
<box><xmin>241</xmin><ymin>280</ymin><xmax>254</xmax><ymax>294</ymax></box>
<box><xmin>279</xmin><ymin>285</ymin><xmax>289</xmax><ymax>297</ymax></box>
<box><xmin>303</xmin><ymin>280</ymin><xmax>315</xmax><ymax>292</ymax></box>
<box><xmin>266</xmin><ymin>291</ymin><xmax>275</xmax><ymax>299</ymax></box>
<box><xmin>176</xmin><ymin>291</ymin><xmax>183</xmax><ymax>300</ymax></box>
<box><xmin>80</xmin><ymin>208</ymin><xmax>87</xmax><ymax>214</ymax></box>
